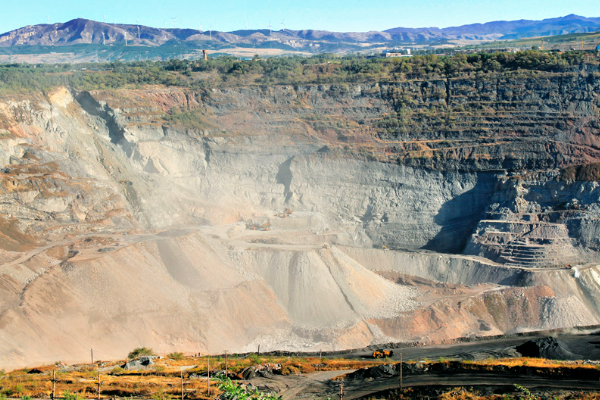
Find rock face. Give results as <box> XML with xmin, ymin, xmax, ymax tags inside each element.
<box><xmin>0</xmin><ymin>68</ymin><xmax>600</xmax><ymax>369</ymax></box>
<box><xmin>464</xmin><ymin>175</ymin><xmax>600</xmax><ymax>267</ymax></box>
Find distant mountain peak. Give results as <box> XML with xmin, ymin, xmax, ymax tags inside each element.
<box><xmin>0</xmin><ymin>14</ymin><xmax>599</xmax><ymax>49</ymax></box>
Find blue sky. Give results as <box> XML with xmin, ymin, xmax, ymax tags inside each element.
<box><xmin>1</xmin><ymin>0</ymin><xmax>599</xmax><ymax>34</ymax></box>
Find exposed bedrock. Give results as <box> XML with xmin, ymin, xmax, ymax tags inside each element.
<box><xmin>0</xmin><ymin>70</ymin><xmax>599</xmax><ymax>368</ymax></box>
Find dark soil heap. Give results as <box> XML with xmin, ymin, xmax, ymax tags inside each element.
<box><xmin>516</xmin><ymin>337</ymin><xmax>580</xmax><ymax>360</ymax></box>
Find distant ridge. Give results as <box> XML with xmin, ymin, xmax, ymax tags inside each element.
<box><xmin>385</xmin><ymin>14</ymin><xmax>600</xmax><ymax>40</ymax></box>
<box><xmin>0</xmin><ymin>14</ymin><xmax>599</xmax><ymax>49</ymax></box>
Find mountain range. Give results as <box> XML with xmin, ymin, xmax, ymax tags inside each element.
<box><xmin>0</xmin><ymin>14</ymin><xmax>599</xmax><ymax>48</ymax></box>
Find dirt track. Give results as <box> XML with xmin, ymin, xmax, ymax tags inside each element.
<box><xmin>342</xmin><ymin>372</ymin><xmax>600</xmax><ymax>400</ymax></box>
<box><xmin>336</xmin><ymin>329</ymin><xmax>600</xmax><ymax>362</ymax></box>
<box><xmin>251</xmin><ymin>368</ymin><xmax>600</xmax><ymax>400</ymax></box>
<box><xmin>248</xmin><ymin>330</ymin><xmax>600</xmax><ymax>399</ymax></box>
<box><xmin>251</xmin><ymin>367</ymin><xmax>600</xmax><ymax>399</ymax></box>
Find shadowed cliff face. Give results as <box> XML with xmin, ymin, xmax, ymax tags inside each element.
<box><xmin>0</xmin><ymin>69</ymin><xmax>599</xmax><ymax>369</ymax></box>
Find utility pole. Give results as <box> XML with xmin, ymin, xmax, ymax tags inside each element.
<box><xmin>339</xmin><ymin>383</ymin><xmax>343</xmax><ymax>400</ymax></box>
<box><xmin>91</xmin><ymin>348</ymin><xmax>94</xmax><ymax>364</ymax></box>
<box><xmin>206</xmin><ymin>357</ymin><xmax>210</xmax><ymax>395</ymax></box>
<box><xmin>97</xmin><ymin>366</ymin><xmax>101</xmax><ymax>400</ymax></box>
<box><xmin>257</xmin><ymin>345</ymin><xmax>260</xmax><ymax>356</ymax></box>
<box><xmin>319</xmin><ymin>349</ymin><xmax>322</xmax><ymax>371</ymax></box>
<box><xmin>52</xmin><ymin>369</ymin><xmax>56</xmax><ymax>400</ymax></box>
<box><xmin>400</xmin><ymin>353</ymin><xmax>403</xmax><ymax>391</ymax></box>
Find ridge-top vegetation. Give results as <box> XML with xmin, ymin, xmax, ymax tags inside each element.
<box><xmin>0</xmin><ymin>50</ymin><xmax>598</xmax><ymax>94</ymax></box>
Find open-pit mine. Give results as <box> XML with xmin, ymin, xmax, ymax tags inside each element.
<box><xmin>1</xmin><ymin>58</ymin><xmax>600</xmax><ymax>371</ymax></box>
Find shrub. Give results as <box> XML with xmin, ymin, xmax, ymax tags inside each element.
<box><xmin>216</xmin><ymin>375</ymin><xmax>282</xmax><ymax>400</ymax></box>
<box><xmin>281</xmin><ymin>365</ymin><xmax>300</xmax><ymax>375</ymax></box>
<box><xmin>63</xmin><ymin>391</ymin><xmax>81</xmax><ymax>400</ymax></box>
<box><xmin>127</xmin><ymin>347</ymin><xmax>156</xmax><ymax>359</ymax></box>
<box><xmin>167</xmin><ymin>352</ymin><xmax>184</xmax><ymax>361</ymax></box>
<box><xmin>247</xmin><ymin>354</ymin><xmax>261</xmax><ymax>365</ymax></box>
<box><xmin>151</xmin><ymin>389</ymin><xmax>171</xmax><ymax>400</ymax></box>
<box><xmin>438</xmin><ymin>388</ymin><xmax>480</xmax><ymax>400</ymax></box>
<box><xmin>514</xmin><ymin>384</ymin><xmax>537</xmax><ymax>400</ymax></box>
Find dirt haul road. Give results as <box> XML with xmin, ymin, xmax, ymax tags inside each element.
<box><xmin>333</xmin><ymin>329</ymin><xmax>600</xmax><ymax>362</ymax></box>
<box><xmin>248</xmin><ymin>330</ymin><xmax>600</xmax><ymax>399</ymax></box>
<box><xmin>249</xmin><ymin>368</ymin><xmax>600</xmax><ymax>400</ymax></box>
<box><xmin>341</xmin><ymin>373</ymin><xmax>600</xmax><ymax>400</ymax></box>
<box><xmin>251</xmin><ymin>363</ymin><xmax>600</xmax><ymax>399</ymax></box>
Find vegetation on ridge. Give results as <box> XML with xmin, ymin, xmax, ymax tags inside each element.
<box><xmin>0</xmin><ymin>50</ymin><xmax>598</xmax><ymax>94</ymax></box>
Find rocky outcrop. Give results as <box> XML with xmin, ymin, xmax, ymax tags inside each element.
<box><xmin>123</xmin><ymin>356</ymin><xmax>157</xmax><ymax>370</ymax></box>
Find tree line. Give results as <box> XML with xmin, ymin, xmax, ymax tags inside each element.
<box><xmin>0</xmin><ymin>50</ymin><xmax>598</xmax><ymax>94</ymax></box>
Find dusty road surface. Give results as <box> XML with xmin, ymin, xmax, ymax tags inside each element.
<box><xmin>250</xmin><ymin>370</ymin><xmax>356</xmax><ymax>400</ymax></box>
<box><xmin>246</xmin><ymin>330</ymin><xmax>600</xmax><ymax>399</ymax></box>
<box><xmin>250</xmin><ymin>368</ymin><xmax>600</xmax><ymax>399</ymax></box>
<box><xmin>341</xmin><ymin>373</ymin><xmax>600</xmax><ymax>400</ymax></box>
<box><xmin>339</xmin><ymin>330</ymin><xmax>600</xmax><ymax>362</ymax></box>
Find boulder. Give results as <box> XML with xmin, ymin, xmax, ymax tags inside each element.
<box><xmin>124</xmin><ymin>356</ymin><xmax>157</xmax><ymax>370</ymax></box>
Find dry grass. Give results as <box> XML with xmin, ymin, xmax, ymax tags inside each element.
<box><xmin>469</xmin><ymin>356</ymin><xmax>599</xmax><ymax>370</ymax></box>
<box><xmin>0</xmin><ymin>355</ymin><xmax>392</xmax><ymax>399</ymax></box>
<box><xmin>2</xmin><ymin>356</ymin><xmax>599</xmax><ymax>399</ymax></box>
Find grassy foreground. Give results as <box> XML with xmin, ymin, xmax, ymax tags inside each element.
<box><xmin>0</xmin><ymin>354</ymin><xmax>389</xmax><ymax>399</ymax></box>
<box><xmin>1</xmin><ymin>354</ymin><xmax>600</xmax><ymax>399</ymax></box>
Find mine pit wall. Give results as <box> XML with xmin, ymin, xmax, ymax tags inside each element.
<box><xmin>339</xmin><ymin>246</ymin><xmax>522</xmax><ymax>286</ymax></box>
<box><xmin>342</xmin><ymin>246</ymin><xmax>600</xmax><ymax>324</ymax></box>
<box><xmin>342</xmin><ymin>245</ymin><xmax>600</xmax><ymax>298</ymax></box>
<box><xmin>5</xmin><ymin>79</ymin><xmax>599</xmax><ymax>251</ymax></box>
<box><xmin>66</xmin><ymin>92</ymin><xmax>500</xmax><ymax>254</ymax></box>
<box><xmin>134</xmin><ymin>146</ymin><xmax>498</xmax><ymax>253</ymax></box>
<box><xmin>2</xmin><ymin>71</ymin><xmax>600</xmax><ymax>367</ymax></box>
<box><xmin>285</xmin><ymin>155</ymin><xmax>497</xmax><ymax>252</ymax></box>
<box><xmin>69</xmin><ymin>79</ymin><xmax>600</xmax><ymax>255</ymax></box>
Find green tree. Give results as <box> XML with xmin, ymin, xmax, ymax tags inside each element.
<box><xmin>127</xmin><ymin>347</ymin><xmax>156</xmax><ymax>359</ymax></box>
